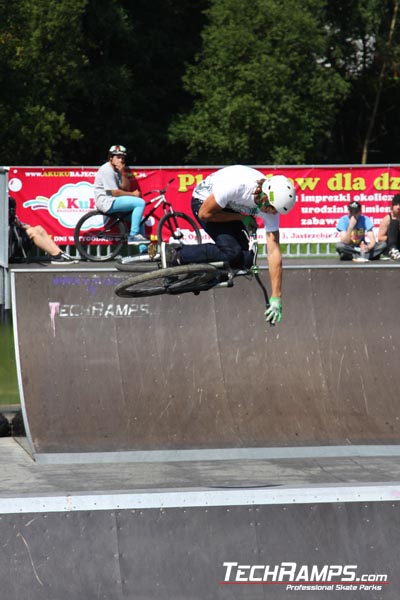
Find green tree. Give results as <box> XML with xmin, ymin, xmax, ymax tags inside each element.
<box><xmin>0</xmin><ymin>0</ymin><xmax>207</xmax><ymax>165</ymax></box>
<box><xmin>325</xmin><ymin>0</ymin><xmax>400</xmax><ymax>164</ymax></box>
<box><xmin>120</xmin><ymin>0</ymin><xmax>208</xmax><ymax>164</ymax></box>
<box><xmin>168</xmin><ymin>0</ymin><xmax>349</xmax><ymax>164</ymax></box>
<box><xmin>0</xmin><ymin>0</ymin><xmax>88</xmax><ymax>164</ymax></box>
<box><xmin>64</xmin><ymin>0</ymin><xmax>137</xmax><ymax>165</ymax></box>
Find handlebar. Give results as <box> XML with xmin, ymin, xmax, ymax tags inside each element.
<box><xmin>143</xmin><ymin>178</ymin><xmax>174</xmax><ymax>198</ymax></box>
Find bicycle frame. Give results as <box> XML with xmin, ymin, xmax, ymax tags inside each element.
<box><xmin>141</xmin><ymin>192</ymin><xmax>172</xmax><ymax>227</ymax></box>
<box><xmin>141</xmin><ymin>178</ymin><xmax>175</xmax><ymax>228</ymax></box>
<box><xmin>202</xmin><ymin>232</ymin><xmax>270</xmax><ymax>308</ymax></box>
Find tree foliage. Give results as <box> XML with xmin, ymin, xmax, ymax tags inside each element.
<box><xmin>168</xmin><ymin>0</ymin><xmax>349</xmax><ymax>164</ymax></box>
<box><xmin>325</xmin><ymin>0</ymin><xmax>400</xmax><ymax>163</ymax></box>
<box><xmin>0</xmin><ymin>0</ymin><xmax>399</xmax><ymax>165</ymax></box>
<box><xmin>0</xmin><ymin>0</ymin><xmax>207</xmax><ymax>165</ymax></box>
<box><xmin>0</xmin><ymin>0</ymin><xmax>87</xmax><ymax>164</ymax></box>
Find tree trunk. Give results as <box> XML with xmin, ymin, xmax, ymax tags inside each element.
<box><xmin>361</xmin><ymin>0</ymin><xmax>399</xmax><ymax>164</ymax></box>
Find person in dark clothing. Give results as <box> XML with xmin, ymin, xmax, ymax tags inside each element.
<box><xmin>378</xmin><ymin>194</ymin><xmax>400</xmax><ymax>260</ymax></box>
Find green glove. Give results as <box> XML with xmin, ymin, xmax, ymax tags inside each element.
<box><xmin>265</xmin><ymin>297</ymin><xmax>282</xmax><ymax>324</ymax></box>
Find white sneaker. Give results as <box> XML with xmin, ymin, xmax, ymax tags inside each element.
<box><xmin>389</xmin><ymin>248</ymin><xmax>400</xmax><ymax>260</ymax></box>
<box><xmin>51</xmin><ymin>252</ymin><xmax>79</xmax><ymax>264</ymax></box>
<box><xmin>127</xmin><ymin>234</ymin><xmax>150</xmax><ymax>245</ymax></box>
<box><xmin>352</xmin><ymin>256</ymin><xmax>369</xmax><ymax>263</ymax></box>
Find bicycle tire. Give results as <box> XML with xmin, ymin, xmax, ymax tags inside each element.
<box><xmin>114</xmin><ymin>264</ymin><xmax>220</xmax><ymax>298</ymax></box>
<box><xmin>74</xmin><ymin>210</ymin><xmax>127</xmax><ymax>261</ymax></box>
<box><xmin>115</xmin><ymin>261</ymin><xmax>161</xmax><ymax>273</ymax></box>
<box><xmin>157</xmin><ymin>212</ymin><xmax>202</xmax><ymax>245</ymax></box>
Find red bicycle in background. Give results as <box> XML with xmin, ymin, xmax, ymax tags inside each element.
<box><xmin>73</xmin><ymin>179</ymin><xmax>201</xmax><ymax>262</ymax></box>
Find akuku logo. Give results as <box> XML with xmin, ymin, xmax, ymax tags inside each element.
<box><xmin>23</xmin><ymin>182</ymin><xmax>96</xmax><ymax>228</ymax></box>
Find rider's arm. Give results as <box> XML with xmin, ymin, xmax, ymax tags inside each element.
<box><xmin>266</xmin><ymin>230</ymin><xmax>282</xmax><ymax>298</ymax></box>
<box><xmin>198</xmin><ymin>194</ymin><xmax>243</xmax><ymax>222</ymax></box>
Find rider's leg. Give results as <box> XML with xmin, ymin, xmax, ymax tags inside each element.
<box><xmin>179</xmin><ymin>221</ymin><xmax>253</xmax><ymax>267</ymax></box>
<box><xmin>107</xmin><ymin>196</ymin><xmax>146</xmax><ymax>236</ymax></box>
<box><xmin>177</xmin><ymin>197</ymin><xmax>253</xmax><ymax>267</ymax></box>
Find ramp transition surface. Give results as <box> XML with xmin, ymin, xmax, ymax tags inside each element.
<box><xmin>11</xmin><ymin>264</ymin><xmax>400</xmax><ymax>455</ymax></box>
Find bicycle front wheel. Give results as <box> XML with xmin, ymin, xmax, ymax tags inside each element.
<box><xmin>74</xmin><ymin>211</ymin><xmax>127</xmax><ymax>261</ymax></box>
<box><xmin>157</xmin><ymin>212</ymin><xmax>202</xmax><ymax>245</ymax></box>
<box><xmin>114</xmin><ymin>264</ymin><xmax>220</xmax><ymax>298</ymax></box>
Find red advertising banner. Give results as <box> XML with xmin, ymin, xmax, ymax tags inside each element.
<box><xmin>8</xmin><ymin>165</ymin><xmax>400</xmax><ymax>244</ymax></box>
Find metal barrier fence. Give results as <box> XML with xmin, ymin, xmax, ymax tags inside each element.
<box><xmin>280</xmin><ymin>242</ymin><xmax>337</xmax><ymax>258</ymax></box>
<box><xmin>20</xmin><ymin>239</ymin><xmax>339</xmax><ymax>262</ymax></box>
<box><xmin>1</xmin><ymin>230</ymin><xmax>336</xmax><ymax>310</ymax></box>
<box><xmin>61</xmin><ymin>241</ymin><xmax>337</xmax><ymax>261</ymax></box>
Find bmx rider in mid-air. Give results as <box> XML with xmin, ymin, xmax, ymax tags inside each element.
<box><xmin>160</xmin><ymin>165</ymin><xmax>296</xmax><ymax>325</ymax></box>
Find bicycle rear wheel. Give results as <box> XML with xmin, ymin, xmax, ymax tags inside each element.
<box><xmin>157</xmin><ymin>212</ymin><xmax>201</xmax><ymax>245</ymax></box>
<box><xmin>74</xmin><ymin>211</ymin><xmax>127</xmax><ymax>261</ymax></box>
<box><xmin>114</xmin><ymin>264</ymin><xmax>220</xmax><ymax>298</ymax></box>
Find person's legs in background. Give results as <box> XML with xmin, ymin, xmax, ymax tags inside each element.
<box><xmin>335</xmin><ymin>242</ymin><xmax>357</xmax><ymax>260</ymax></box>
<box><xmin>368</xmin><ymin>241</ymin><xmax>387</xmax><ymax>260</ymax></box>
<box><xmin>107</xmin><ymin>196</ymin><xmax>148</xmax><ymax>243</ymax></box>
<box><xmin>26</xmin><ymin>225</ymin><xmax>77</xmax><ymax>263</ymax></box>
<box><xmin>386</xmin><ymin>218</ymin><xmax>400</xmax><ymax>260</ymax></box>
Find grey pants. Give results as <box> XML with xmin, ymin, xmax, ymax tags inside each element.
<box><xmin>335</xmin><ymin>241</ymin><xmax>387</xmax><ymax>260</ymax></box>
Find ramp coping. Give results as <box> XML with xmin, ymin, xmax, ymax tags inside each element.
<box><xmin>1</xmin><ymin>482</ymin><xmax>400</xmax><ymax>515</ymax></box>
<box><xmin>33</xmin><ymin>444</ymin><xmax>400</xmax><ymax>464</ymax></box>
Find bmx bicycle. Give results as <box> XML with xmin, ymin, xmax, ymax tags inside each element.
<box><xmin>114</xmin><ymin>226</ymin><xmax>271</xmax><ymax>314</ymax></box>
<box><xmin>73</xmin><ymin>179</ymin><xmax>201</xmax><ymax>262</ymax></box>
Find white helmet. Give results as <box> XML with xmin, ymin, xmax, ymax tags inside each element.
<box><xmin>108</xmin><ymin>144</ymin><xmax>127</xmax><ymax>157</ymax></box>
<box><xmin>261</xmin><ymin>175</ymin><xmax>296</xmax><ymax>214</ymax></box>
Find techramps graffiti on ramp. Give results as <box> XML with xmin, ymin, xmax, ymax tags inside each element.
<box><xmin>10</xmin><ymin>261</ymin><xmax>400</xmax><ymax>458</ymax></box>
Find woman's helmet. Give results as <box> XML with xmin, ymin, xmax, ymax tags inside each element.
<box><xmin>108</xmin><ymin>144</ymin><xmax>127</xmax><ymax>157</ymax></box>
<box><xmin>261</xmin><ymin>175</ymin><xmax>296</xmax><ymax>214</ymax></box>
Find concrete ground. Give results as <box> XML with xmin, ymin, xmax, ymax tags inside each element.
<box><xmin>2</xmin><ymin>437</ymin><xmax>400</xmax><ymax>497</ymax></box>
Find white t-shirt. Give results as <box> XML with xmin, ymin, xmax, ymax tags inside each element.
<box><xmin>193</xmin><ymin>165</ymin><xmax>279</xmax><ymax>232</ymax></box>
<box><xmin>93</xmin><ymin>161</ymin><xmax>122</xmax><ymax>212</ymax></box>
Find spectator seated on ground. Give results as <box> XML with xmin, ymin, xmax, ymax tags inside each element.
<box><xmin>8</xmin><ymin>197</ymin><xmax>77</xmax><ymax>264</ymax></box>
<box><xmin>378</xmin><ymin>193</ymin><xmax>400</xmax><ymax>261</ymax></box>
<box><xmin>335</xmin><ymin>201</ymin><xmax>386</xmax><ymax>262</ymax></box>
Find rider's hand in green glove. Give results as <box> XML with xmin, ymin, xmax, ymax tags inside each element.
<box><xmin>265</xmin><ymin>297</ymin><xmax>282</xmax><ymax>324</ymax></box>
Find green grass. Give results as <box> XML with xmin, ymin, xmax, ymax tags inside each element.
<box><xmin>0</xmin><ymin>317</ymin><xmax>19</xmax><ymax>406</ymax></box>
